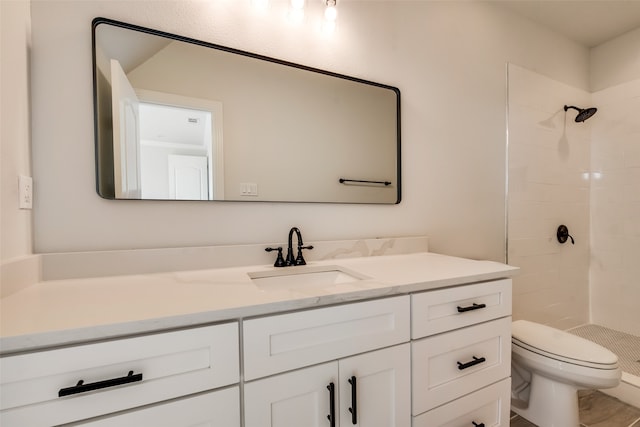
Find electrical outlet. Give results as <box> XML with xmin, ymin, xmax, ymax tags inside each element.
<box><xmin>19</xmin><ymin>175</ymin><xmax>33</xmax><ymax>209</ymax></box>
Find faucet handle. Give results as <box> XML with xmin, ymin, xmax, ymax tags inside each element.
<box><xmin>265</xmin><ymin>247</ymin><xmax>286</xmax><ymax>267</ymax></box>
<box><xmin>295</xmin><ymin>245</ymin><xmax>314</xmax><ymax>266</ymax></box>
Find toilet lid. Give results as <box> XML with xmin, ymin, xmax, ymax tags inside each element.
<box><xmin>512</xmin><ymin>320</ymin><xmax>618</xmax><ymax>366</ymax></box>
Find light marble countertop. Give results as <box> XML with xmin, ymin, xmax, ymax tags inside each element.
<box><xmin>0</xmin><ymin>252</ymin><xmax>518</xmax><ymax>355</ymax></box>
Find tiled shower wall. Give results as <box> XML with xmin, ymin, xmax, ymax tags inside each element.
<box><xmin>590</xmin><ymin>79</ymin><xmax>640</xmax><ymax>336</ymax></box>
<box><xmin>508</xmin><ymin>64</ymin><xmax>592</xmax><ymax>330</ymax></box>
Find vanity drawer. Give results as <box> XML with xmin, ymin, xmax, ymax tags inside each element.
<box><xmin>243</xmin><ymin>296</ymin><xmax>410</xmax><ymax>380</ymax></box>
<box><xmin>74</xmin><ymin>386</ymin><xmax>240</xmax><ymax>426</ymax></box>
<box><xmin>0</xmin><ymin>323</ymin><xmax>239</xmax><ymax>427</ymax></box>
<box><xmin>411</xmin><ymin>279</ymin><xmax>511</xmax><ymax>339</ymax></box>
<box><xmin>411</xmin><ymin>316</ymin><xmax>511</xmax><ymax>415</ymax></box>
<box><xmin>412</xmin><ymin>378</ymin><xmax>511</xmax><ymax>426</ymax></box>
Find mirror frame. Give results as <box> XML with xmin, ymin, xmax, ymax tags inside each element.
<box><xmin>92</xmin><ymin>17</ymin><xmax>402</xmax><ymax>204</ymax></box>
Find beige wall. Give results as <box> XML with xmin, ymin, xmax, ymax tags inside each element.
<box><xmin>1</xmin><ymin>0</ymin><xmax>33</xmax><ymax>262</ymax></box>
<box><xmin>29</xmin><ymin>1</ymin><xmax>589</xmax><ymax>260</ymax></box>
<box><xmin>591</xmin><ymin>27</ymin><xmax>640</xmax><ymax>91</ymax></box>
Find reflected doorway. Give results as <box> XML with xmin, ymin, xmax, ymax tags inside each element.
<box><xmin>139</xmin><ymin>103</ymin><xmax>211</xmax><ymax>200</ymax></box>
<box><xmin>135</xmin><ymin>90</ymin><xmax>225</xmax><ymax>200</ymax></box>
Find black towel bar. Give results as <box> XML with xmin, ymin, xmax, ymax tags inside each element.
<box><xmin>339</xmin><ymin>178</ymin><xmax>391</xmax><ymax>186</ymax></box>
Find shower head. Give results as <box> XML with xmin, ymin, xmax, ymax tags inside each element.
<box><xmin>564</xmin><ymin>105</ymin><xmax>597</xmax><ymax>122</ymax></box>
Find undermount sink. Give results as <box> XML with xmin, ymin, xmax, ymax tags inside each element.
<box><xmin>248</xmin><ymin>265</ymin><xmax>368</xmax><ymax>290</ymax></box>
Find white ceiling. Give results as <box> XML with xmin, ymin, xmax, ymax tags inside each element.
<box><xmin>492</xmin><ymin>0</ymin><xmax>640</xmax><ymax>48</ymax></box>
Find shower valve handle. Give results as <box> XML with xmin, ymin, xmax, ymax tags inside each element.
<box><xmin>557</xmin><ymin>225</ymin><xmax>575</xmax><ymax>244</ymax></box>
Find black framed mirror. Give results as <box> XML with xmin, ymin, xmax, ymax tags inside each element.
<box><xmin>93</xmin><ymin>18</ymin><xmax>401</xmax><ymax>203</ymax></box>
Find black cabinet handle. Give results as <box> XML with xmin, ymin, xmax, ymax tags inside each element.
<box><xmin>472</xmin><ymin>422</ymin><xmax>485</xmax><ymax>427</ymax></box>
<box><xmin>58</xmin><ymin>370</ymin><xmax>143</xmax><ymax>397</ymax></box>
<box><xmin>457</xmin><ymin>356</ymin><xmax>486</xmax><ymax>370</ymax></box>
<box><xmin>327</xmin><ymin>382</ymin><xmax>336</xmax><ymax>427</ymax></box>
<box><xmin>457</xmin><ymin>303</ymin><xmax>486</xmax><ymax>313</ymax></box>
<box><xmin>348</xmin><ymin>376</ymin><xmax>357</xmax><ymax>425</ymax></box>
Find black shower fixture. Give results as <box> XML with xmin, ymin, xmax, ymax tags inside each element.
<box><xmin>564</xmin><ymin>105</ymin><xmax>597</xmax><ymax>123</ymax></box>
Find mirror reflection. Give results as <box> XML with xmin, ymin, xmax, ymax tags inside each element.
<box><xmin>93</xmin><ymin>18</ymin><xmax>401</xmax><ymax>203</ymax></box>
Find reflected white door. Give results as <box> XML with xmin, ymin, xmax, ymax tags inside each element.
<box><xmin>168</xmin><ymin>154</ymin><xmax>209</xmax><ymax>200</ymax></box>
<box><xmin>110</xmin><ymin>59</ymin><xmax>141</xmax><ymax>199</ymax></box>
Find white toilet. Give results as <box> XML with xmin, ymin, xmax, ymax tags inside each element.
<box><xmin>511</xmin><ymin>320</ymin><xmax>621</xmax><ymax>427</ymax></box>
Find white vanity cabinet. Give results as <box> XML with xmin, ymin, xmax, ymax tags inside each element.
<box><xmin>243</xmin><ymin>296</ymin><xmax>411</xmax><ymax>426</ymax></box>
<box><xmin>0</xmin><ymin>254</ymin><xmax>517</xmax><ymax>427</ymax></box>
<box><xmin>245</xmin><ymin>344</ymin><xmax>410</xmax><ymax>427</ymax></box>
<box><xmin>0</xmin><ymin>323</ymin><xmax>240</xmax><ymax>427</ymax></box>
<box><xmin>411</xmin><ymin>279</ymin><xmax>513</xmax><ymax>426</ymax></box>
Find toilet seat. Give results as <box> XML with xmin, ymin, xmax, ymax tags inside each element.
<box><xmin>511</xmin><ymin>320</ymin><xmax>618</xmax><ymax>369</ymax></box>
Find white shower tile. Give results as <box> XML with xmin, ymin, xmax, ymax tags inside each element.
<box><xmin>508</xmin><ymin>253</ymin><xmax>560</xmax><ymax>276</ymax></box>
<box><xmin>509</xmin><ymin>237</ymin><xmax>559</xmax><ymax>257</ymax></box>
<box><xmin>624</xmin><ymin>169</ymin><xmax>640</xmax><ymax>201</ymax></box>
<box><xmin>512</xmin><ymin>270</ymin><xmax>559</xmax><ymax>295</ymax></box>
<box><xmin>624</xmin><ymin>135</ymin><xmax>640</xmax><ymax>167</ymax></box>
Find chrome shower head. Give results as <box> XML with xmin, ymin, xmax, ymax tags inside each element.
<box><xmin>564</xmin><ymin>105</ymin><xmax>597</xmax><ymax>122</ymax></box>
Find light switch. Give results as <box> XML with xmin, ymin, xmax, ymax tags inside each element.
<box><xmin>19</xmin><ymin>175</ymin><xmax>33</xmax><ymax>209</ymax></box>
<box><xmin>240</xmin><ymin>182</ymin><xmax>258</xmax><ymax>196</ymax></box>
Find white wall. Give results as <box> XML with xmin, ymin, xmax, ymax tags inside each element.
<box><xmin>507</xmin><ymin>64</ymin><xmax>592</xmax><ymax>330</ymax></box>
<box><xmin>1</xmin><ymin>0</ymin><xmax>33</xmax><ymax>262</ymax></box>
<box><xmin>29</xmin><ymin>0</ymin><xmax>589</xmax><ymax>260</ymax></box>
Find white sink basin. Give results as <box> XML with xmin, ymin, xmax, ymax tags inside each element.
<box><xmin>248</xmin><ymin>265</ymin><xmax>368</xmax><ymax>290</ymax></box>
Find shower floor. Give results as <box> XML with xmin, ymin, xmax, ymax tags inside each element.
<box><xmin>569</xmin><ymin>324</ymin><xmax>640</xmax><ymax>377</ymax></box>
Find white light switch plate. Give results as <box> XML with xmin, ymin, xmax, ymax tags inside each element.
<box><xmin>240</xmin><ymin>182</ymin><xmax>258</xmax><ymax>196</ymax></box>
<box><xmin>19</xmin><ymin>175</ymin><xmax>33</xmax><ymax>209</ymax></box>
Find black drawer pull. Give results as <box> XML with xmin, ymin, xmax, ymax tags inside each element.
<box><xmin>457</xmin><ymin>303</ymin><xmax>486</xmax><ymax>313</ymax></box>
<box><xmin>58</xmin><ymin>370</ymin><xmax>143</xmax><ymax>397</ymax></box>
<box><xmin>457</xmin><ymin>356</ymin><xmax>486</xmax><ymax>370</ymax></box>
<box><xmin>472</xmin><ymin>422</ymin><xmax>485</xmax><ymax>427</ymax></box>
<box><xmin>348</xmin><ymin>376</ymin><xmax>357</xmax><ymax>424</ymax></box>
<box><xmin>327</xmin><ymin>382</ymin><xmax>336</xmax><ymax>427</ymax></box>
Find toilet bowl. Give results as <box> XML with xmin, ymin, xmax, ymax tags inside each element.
<box><xmin>510</xmin><ymin>320</ymin><xmax>621</xmax><ymax>427</ymax></box>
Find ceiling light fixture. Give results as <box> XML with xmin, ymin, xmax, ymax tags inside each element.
<box><xmin>321</xmin><ymin>0</ymin><xmax>337</xmax><ymax>34</ymax></box>
<box><xmin>324</xmin><ymin>0</ymin><xmax>337</xmax><ymax>21</ymax></box>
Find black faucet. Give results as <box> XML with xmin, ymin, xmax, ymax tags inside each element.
<box><xmin>286</xmin><ymin>227</ymin><xmax>313</xmax><ymax>266</ymax></box>
<box><xmin>265</xmin><ymin>227</ymin><xmax>314</xmax><ymax>267</ymax></box>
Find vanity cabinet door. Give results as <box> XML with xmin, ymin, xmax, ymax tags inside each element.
<box><xmin>244</xmin><ymin>344</ymin><xmax>410</xmax><ymax>427</ymax></box>
<box><xmin>74</xmin><ymin>386</ymin><xmax>240</xmax><ymax>427</ymax></box>
<box><xmin>244</xmin><ymin>362</ymin><xmax>338</xmax><ymax>427</ymax></box>
<box><xmin>338</xmin><ymin>343</ymin><xmax>410</xmax><ymax>427</ymax></box>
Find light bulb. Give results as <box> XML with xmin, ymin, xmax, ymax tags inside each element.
<box><xmin>291</xmin><ymin>0</ymin><xmax>305</xmax><ymax>9</ymax></box>
<box><xmin>324</xmin><ymin>4</ymin><xmax>337</xmax><ymax>21</ymax></box>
